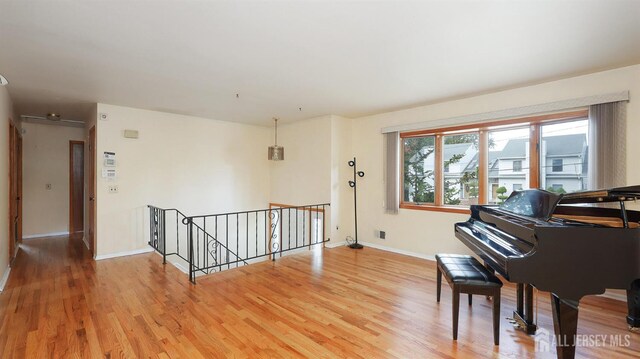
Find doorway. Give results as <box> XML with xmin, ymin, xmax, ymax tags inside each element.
<box><xmin>69</xmin><ymin>141</ymin><xmax>84</xmax><ymax>235</ymax></box>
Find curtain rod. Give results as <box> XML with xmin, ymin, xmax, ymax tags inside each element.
<box><xmin>381</xmin><ymin>91</ymin><xmax>629</xmax><ymax>134</ymax></box>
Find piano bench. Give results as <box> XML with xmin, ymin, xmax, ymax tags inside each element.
<box><xmin>436</xmin><ymin>254</ymin><xmax>503</xmax><ymax>345</ymax></box>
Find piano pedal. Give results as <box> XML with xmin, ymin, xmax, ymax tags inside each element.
<box><xmin>629</xmin><ymin>326</ymin><xmax>640</xmax><ymax>333</ymax></box>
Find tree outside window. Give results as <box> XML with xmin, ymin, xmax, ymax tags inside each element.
<box><xmin>403</xmin><ymin>136</ymin><xmax>435</xmax><ymax>203</ymax></box>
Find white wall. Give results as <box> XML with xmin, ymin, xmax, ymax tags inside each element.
<box><xmin>268</xmin><ymin>115</ymin><xmax>355</xmax><ymax>245</ymax></box>
<box><xmin>330</xmin><ymin>116</ymin><xmax>354</xmax><ymax>245</ymax></box>
<box><xmin>351</xmin><ymin>64</ymin><xmax>640</xmax><ymax>257</ymax></box>
<box><xmin>94</xmin><ymin>104</ymin><xmax>271</xmax><ymax>257</ymax></box>
<box><xmin>22</xmin><ymin>122</ymin><xmax>84</xmax><ymax>237</ymax></box>
<box><xmin>269</xmin><ymin>115</ymin><xmax>332</xmax><ymax>205</ymax></box>
<box><xmin>0</xmin><ymin>86</ymin><xmax>13</xmax><ymax>287</ymax></box>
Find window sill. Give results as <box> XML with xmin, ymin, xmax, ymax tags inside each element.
<box><xmin>399</xmin><ymin>203</ymin><xmax>471</xmax><ymax>214</ymax></box>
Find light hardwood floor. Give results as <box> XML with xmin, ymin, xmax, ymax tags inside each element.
<box><xmin>0</xmin><ymin>235</ymin><xmax>638</xmax><ymax>358</ymax></box>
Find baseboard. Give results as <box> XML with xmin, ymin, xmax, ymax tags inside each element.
<box><xmin>151</xmin><ymin>251</ymin><xmax>189</xmax><ymax>273</ymax></box>
<box><xmin>82</xmin><ymin>236</ymin><xmax>90</xmax><ymax>250</ymax></box>
<box><xmin>0</xmin><ymin>266</ymin><xmax>11</xmax><ymax>292</ymax></box>
<box><xmin>360</xmin><ymin>241</ymin><xmax>437</xmax><ymax>261</ymax></box>
<box><xmin>23</xmin><ymin>231</ymin><xmax>69</xmax><ymax>239</ymax></box>
<box><xmin>325</xmin><ymin>241</ymin><xmax>345</xmax><ymax>248</ymax></box>
<box><xmin>328</xmin><ymin>240</ymin><xmax>436</xmax><ymax>261</ymax></box>
<box><xmin>172</xmin><ymin>262</ymin><xmax>189</xmax><ymax>274</ymax></box>
<box><xmin>599</xmin><ymin>290</ymin><xmax>627</xmax><ymax>302</ymax></box>
<box><xmin>95</xmin><ymin>247</ymin><xmax>154</xmax><ymax>261</ymax></box>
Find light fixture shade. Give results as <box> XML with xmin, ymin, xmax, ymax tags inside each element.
<box><xmin>268</xmin><ymin>145</ymin><xmax>284</xmax><ymax>161</ymax></box>
<box><xmin>268</xmin><ymin>117</ymin><xmax>284</xmax><ymax>161</ymax></box>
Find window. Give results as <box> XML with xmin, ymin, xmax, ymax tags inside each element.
<box><xmin>488</xmin><ymin>127</ymin><xmax>529</xmax><ymax>204</ymax></box>
<box><xmin>541</xmin><ymin>120</ymin><xmax>588</xmax><ymax>193</ymax></box>
<box><xmin>513</xmin><ymin>160</ymin><xmax>522</xmax><ymax>172</ymax></box>
<box><xmin>400</xmin><ymin>110</ymin><xmax>589</xmax><ymax>212</ymax></box>
<box><xmin>552</xmin><ymin>159</ymin><xmax>563</xmax><ymax>172</ymax></box>
<box><xmin>403</xmin><ymin>136</ymin><xmax>435</xmax><ymax>204</ymax></box>
<box><xmin>443</xmin><ymin>132</ymin><xmax>479</xmax><ymax>206</ymax></box>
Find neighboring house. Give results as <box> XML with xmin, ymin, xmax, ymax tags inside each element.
<box><xmin>488</xmin><ymin>133</ymin><xmax>588</xmax><ymax>203</ymax></box>
<box><xmin>488</xmin><ymin>138</ymin><xmax>529</xmax><ymax>203</ymax></box>
<box><xmin>407</xmin><ymin>134</ymin><xmax>588</xmax><ymax>204</ymax></box>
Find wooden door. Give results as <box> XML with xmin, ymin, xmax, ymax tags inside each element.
<box><xmin>69</xmin><ymin>141</ymin><xmax>84</xmax><ymax>235</ymax></box>
<box><xmin>8</xmin><ymin>122</ymin><xmax>15</xmax><ymax>261</ymax></box>
<box><xmin>8</xmin><ymin>122</ymin><xmax>22</xmax><ymax>263</ymax></box>
<box><xmin>16</xmin><ymin>133</ymin><xmax>22</xmax><ymax>248</ymax></box>
<box><xmin>88</xmin><ymin>126</ymin><xmax>96</xmax><ymax>254</ymax></box>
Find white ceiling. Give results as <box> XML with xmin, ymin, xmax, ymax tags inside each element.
<box><xmin>1</xmin><ymin>1</ymin><xmax>639</xmax><ymax>125</ymax></box>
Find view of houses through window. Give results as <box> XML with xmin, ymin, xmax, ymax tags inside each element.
<box><xmin>402</xmin><ymin>114</ymin><xmax>589</xmax><ymax>209</ymax></box>
<box><xmin>540</xmin><ymin>120</ymin><xmax>589</xmax><ymax>194</ymax></box>
<box><xmin>488</xmin><ymin>126</ymin><xmax>530</xmax><ymax>204</ymax></box>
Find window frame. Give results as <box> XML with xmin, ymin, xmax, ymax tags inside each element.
<box><xmin>399</xmin><ymin>109</ymin><xmax>588</xmax><ymax>214</ymax></box>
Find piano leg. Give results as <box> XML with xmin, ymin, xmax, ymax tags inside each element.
<box><xmin>513</xmin><ymin>283</ymin><xmax>537</xmax><ymax>334</ymax></box>
<box><xmin>627</xmin><ymin>279</ymin><xmax>640</xmax><ymax>328</ymax></box>
<box><xmin>517</xmin><ymin>283</ymin><xmax>523</xmax><ymax>314</ymax></box>
<box><xmin>550</xmin><ymin>294</ymin><xmax>579</xmax><ymax>359</ymax></box>
<box><xmin>525</xmin><ymin>284</ymin><xmax>534</xmax><ymax>324</ymax></box>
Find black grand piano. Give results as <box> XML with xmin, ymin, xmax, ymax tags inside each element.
<box><xmin>455</xmin><ymin>186</ymin><xmax>640</xmax><ymax>359</ymax></box>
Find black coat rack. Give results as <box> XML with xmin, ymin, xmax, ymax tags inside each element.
<box><xmin>348</xmin><ymin>157</ymin><xmax>365</xmax><ymax>249</ymax></box>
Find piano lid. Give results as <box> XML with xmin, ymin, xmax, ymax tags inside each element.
<box><xmin>559</xmin><ymin>185</ymin><xmax>640</xmax><ymax>204</ymax></box>
<box><xmin>499</xmin><ymin>189</ymin><xmax>562</xmax><ymax>221</ymax></box>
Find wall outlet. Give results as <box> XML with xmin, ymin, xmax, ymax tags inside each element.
<box><xmin>376</xmin><ymin>230</ymin><xmax>386</xmax><ymax>240</ymax></box>
<box><xmin>108</xmin><ymin>185</ymin><xmax>119</xmax><ymax>193</ymax></box>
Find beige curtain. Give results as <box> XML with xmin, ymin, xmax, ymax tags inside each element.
<box><xmin>588</xmin><ymin>101</ymin><xmax>626</xmax><ymax>189</ymax></box>
<box><xmin>385</xmin><ymin>132</ymin><xmax>399</xmax><ymax>214</ymax></box>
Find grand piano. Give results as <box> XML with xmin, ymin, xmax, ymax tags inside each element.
<box><xmin>455</xmin><ymin>186</ymin><xmax>640</xmax><ymax>359</ymax></box>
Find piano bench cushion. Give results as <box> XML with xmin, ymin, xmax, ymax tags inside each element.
<box><xmin>436</xmin><ymin>254</ymin><xmax>503</xmax><ymax>288</ymax></box>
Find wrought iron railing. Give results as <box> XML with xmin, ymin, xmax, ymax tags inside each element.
<box><xmin>148</xmin><ymin>206</ymin><xmax>190</xmax><ymax>265</ymax></box>
<box><xmin>148</xmin><ymin>203</ymin><xmax>330</xmax><ymax>283</ymax></box>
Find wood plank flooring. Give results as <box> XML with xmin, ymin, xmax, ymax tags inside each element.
<box><xmin>0</xmin><ymin>235</ymin><xmax>638</xmax><ymax>358</ymax></box>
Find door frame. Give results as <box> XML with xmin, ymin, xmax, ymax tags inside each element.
<box><xmin>88</xmin><ymin>126</ymin><xmax>96</xmax><ymax>255</ymax></box>
<box><xmin>69</xmin><ymin>140</ymin><xmax>84</xmax><ymax>235</ymax></box>
<box><xmin>8</xmin><ymin>120</ymin><xmax>22</xmax><ymax>264</ymax></box>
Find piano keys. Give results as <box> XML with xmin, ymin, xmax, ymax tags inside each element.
<box><xmin>455</xmin><ymin>186</ymin><xmax>640</xmax><ymax>359</ymax></box>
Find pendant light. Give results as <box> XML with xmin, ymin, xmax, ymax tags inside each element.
<box><xmin>268</xmin><ymin>118</ymin><xmax>284</xmax><ymax>161</ymax></box>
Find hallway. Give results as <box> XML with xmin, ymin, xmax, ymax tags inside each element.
<box><xmin>0</xmin><ymin>236</ymin><xmax>638</xmax><ymax>358</ymax></box>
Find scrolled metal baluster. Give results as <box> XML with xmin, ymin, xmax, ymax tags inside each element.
<box><xmin>269</xmin><ymin>209</ymin><xmax>280</xmax><ymax>261</ymax></box>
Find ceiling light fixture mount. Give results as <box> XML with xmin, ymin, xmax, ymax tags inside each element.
<box><xmin>0</xmin><ymin>74</ymin><xmax>8</xmax><ymax>86</ymax></box>
<box><xmin>47</xmin><ymin>113</ymin><xmax>61</xmax><ymax>121</ymax></box>
<box><xmin>268</xmin><ymin>117</ymin><xmax>284</xmax><ymax>161</ymax></box>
